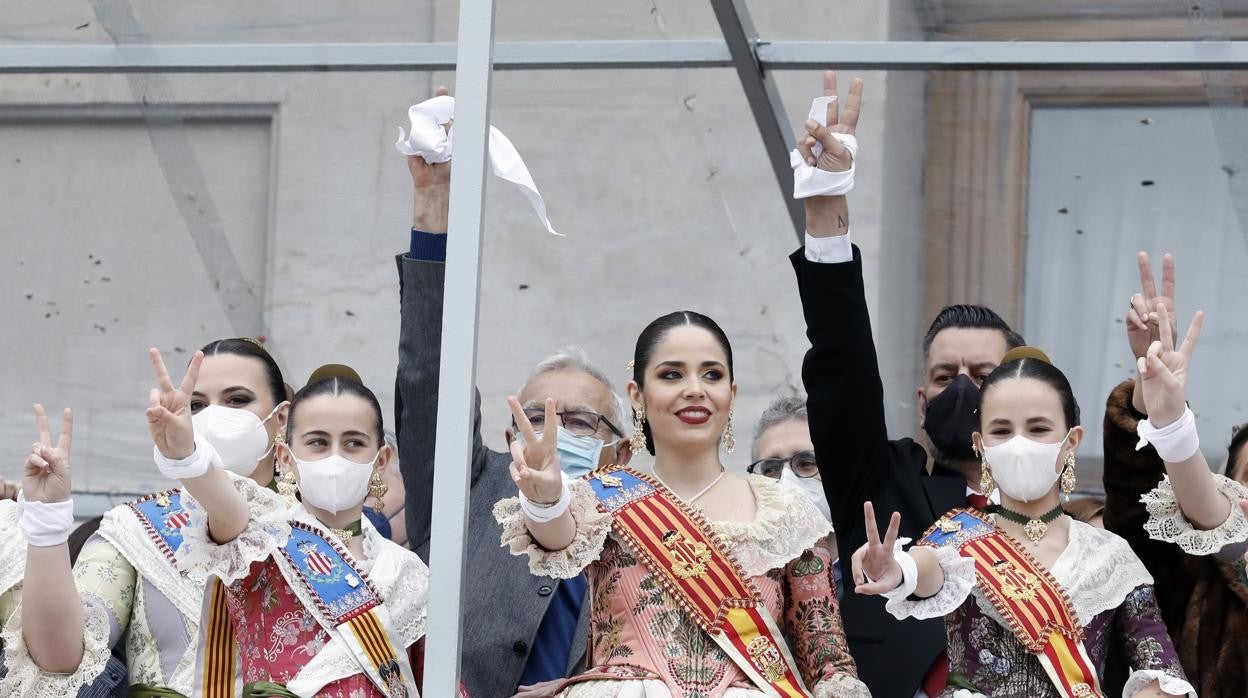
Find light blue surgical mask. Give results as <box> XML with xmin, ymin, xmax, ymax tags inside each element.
<box><xmin>518</xmin><ymin>427</ymin><xmax>618</xmax><ymax>479</ymax></box>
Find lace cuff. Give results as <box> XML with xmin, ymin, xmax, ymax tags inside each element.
<box><xmin>492</xmin><ymin>479</ymin><xmax>611</xmax><ymax>579</ymax></box>
<box><xmin>0</xmin><ymin>594</ymin><xmax>113</xmax><ymax>696</ymax></box>
<box><xmin>1142</xmin><ymin>474</ymin><xmax>1248</xmax><ymax>556</ymax></box>
<box><xmin>813</xmin><ymin>673</ymin><xmax>872</xmax><ymax>698</ymax></box>
<box><xmin>175</xmin><ymin>474</ymin><xmax>291</xmax><ymax>584</ymax></box>
<box><xmin>1122</xmin><ymin>668</ymin><xmax>1195</xmax><ymax>697</ymax></box>
<box><xmin>885</xmin><ymin>544</ymin><xmax>976</xmax><ymax>620</ymax></box>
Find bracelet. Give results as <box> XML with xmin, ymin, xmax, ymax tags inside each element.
<box><xmin>153</xmin><ymin>433</ymin><xmax>217</xmax><ymax>480</ymax></box>
<box><xmin>17</xmin><ymin>490</ymin><xmax>75</xmax><ymax>547</ymax></box>
<box><xmin>519</xmin><ymin>472</ymin><xmax>572</xmax><ymax>523</ymax></box>
<box><xmin>1136</xmin><ymin>407</ymin><xmax>1201</xmax><ymax>463</ymax></box>
<box><xmin>865</xmin><ymin>537</ymin><xmax>918</xmax><ymax>600</ymax></box>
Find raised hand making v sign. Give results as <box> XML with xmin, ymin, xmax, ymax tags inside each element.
<box><xmin>507</xmin><ymin>395</ymin><xmax>577</xmax><ymax>551</ymax></box>
<box><xmin>801</xmin><ymin>70</ymin><xmax>863</xmax><ymax>239</ymax></box>
<box><xmin>1133</xmin><ymin>304</ymin><xmax>1232</xmax><ymax>531</ymax></box>
<box><xmin>26</xmin><ymin>404</ymin><xmax>74</xmax><ymax>505</ymax></box>
<box><xmin>146</xmin><ymin>348</ymin><xmax>202</xmax><ymax>461</ymax></box>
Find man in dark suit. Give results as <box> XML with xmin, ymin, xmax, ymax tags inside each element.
<box><xmin>788</xmin><ymin>72</ymin><xmax>1024</xmax><ymax>697</ymax></box>
<box><xmin>393</xmin><ymin>112</ymin><xmax>632</xmax><ymax>698</ymax></box>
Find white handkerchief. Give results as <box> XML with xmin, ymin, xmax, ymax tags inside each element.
<box><xmin>789</xmin><ymin>96</ymin><xmax>859</xmax><ymax>199</ymax></box>
<box><xmin>396</xmin><ymin>95</ymin><xmax>560</xmax><ymax>235</ymax></box>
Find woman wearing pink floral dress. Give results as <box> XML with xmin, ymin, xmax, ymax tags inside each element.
<box><xmin>495</xmin><ymin>311</ymin><xmax>868</xmax><ymax>698</ymax></box>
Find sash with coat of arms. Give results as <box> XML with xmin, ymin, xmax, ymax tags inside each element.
<box><xmin>919</xmin><ymin>508</ymin><xmax>1103</xmax><ymax>698</ymax></box>
<box><xmin>584</xmin><ymin>465</ymin><xmax>812</xmax><ymax>697</ymax></box>
<box><xmin>195</xmin><ymin>520</ymin><xmax>419</xmax><ymax>698</ymax></box>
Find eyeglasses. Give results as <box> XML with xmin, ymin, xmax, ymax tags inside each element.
<box><xmin>520</xmin><ymin>408</ymin><xmax>624</xmax><ymax>439</ymax></box>
<box><xmin>747</xmin><ymin>450</ymin><xmax>819</xmax><ymax>480</ymax></box>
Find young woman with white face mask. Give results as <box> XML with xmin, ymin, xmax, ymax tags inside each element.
<box><xmin>159</xmin><ymin>365</ymin><xmax>427</xmax><ymax>698</ymax></box>
<box><xmin>852</xmin><ymin>347</ymin><xmax>1194</xmax><ymax>698</ymax></box>
<box><xmin>4</xmin><ymin>338</ymin><xmax>292</xmax><ymax>696</ymax></box>
<box><xmin>495</xmin><ymin>311</ymin><xmax>866</xmax><ymax>698</ymax></box>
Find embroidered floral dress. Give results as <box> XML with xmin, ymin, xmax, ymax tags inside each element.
<box><xmin>0</xmin><ymin>500</ymin><xmax>25</xmax><ymax>669</ymax></box>
<box><xmin>176</xmin><ymin>479</ymin><xmax>428</xmax><ymax>697</ymax></box>
<box><xmin>2</xmin><ymin>491</ymin><xmax>204</xmax><ymax>695</ymax></box>
<box><xmin>886</xmin><ymin>517</ymin><xmax>1195</xmax><ymax>698</ymax></box>
<box><xmin>494</xmin><ymin>474</ymin><xmax>869</xmax><ymax>698</ymax></box>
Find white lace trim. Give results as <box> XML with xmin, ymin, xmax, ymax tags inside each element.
<box><xmin>885</xmin><ymin>544</ymin><xmax>976</xmax><ymax>620</ymax></box>
<box><xmin>0</xmin><ymin>500</ymin><xmax>26</xmax><ymax>598</ymax></box>
<box><xmin>714</xmin><ymin>475</ymin><xmax>833</xmax><ymax>577</ymax></box>
<box><xmin>1122</xmin><ymin>668</ymin><xmax>1195</xmax><ymax>697</ymax></box>
<box><xmin>1046</xmin><ymin>520</ymin><xmax>1154</xmax><ymax>623</ymax></box>
<box><xmin>174</xmin><ymin>473</ymin><xmax>291</xmax><ymax>584</ymax></box>
<box><xmin>1143</xmin><ymin>474</ymin><xmax>1248</xmax><ymax>556</ymax></box>
<box><xmin>97</xmin><ymin>496</ymin><xmax>204</xmax><ymax>620</ymax></box>
<box><xmin>494</xmin><ymin>479</ymin><xmax>612</xmax><ymax>579</ymax></box>
<box><xmin>0</xmin><ymin>593</ymin><xmax>113</xmax><ymax>696</ymax></box>
<box><xmin>562</xmin><ymin>681</ymin><xmax>767</xmax><ymax>697</ymax></box>
<box><xmin>813</xmin><ymin>673</ymin><xmax>872</xmax><ymax>698</ymax></box>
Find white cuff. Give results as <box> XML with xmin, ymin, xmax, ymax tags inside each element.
<box><xmin>153</xmin><ymin>432</ymin><xmax>217</xmax><ymax>480</ymax></box>
<box><xmin>1136</xmin><ymin>407</ymin><xmax>1200</xmax><ymax>463</ymax></box>
<box><xmin>16</xmin><ymin>490</ymin><xmax>74</xmax><ymax>547</ymax></box>
<box><xmin>804</xmin><ymin>230</ymin><xmax>854</xmax><ymax>264</ymax></box>
<box><xmin>790</xmin><ymin>97</ymin><xmax>858</xmax><ymax>198</ymax></box>
<box><xmin>875</xmin><ymin>537</ymin><xmax>918</xmax><ymax>600</ymax></box>
<box><xmin>519</xmin><ymin>472</ymin><xmax>572</xmax><ymax>523</ymax></box>
<box><xmin>1122</xmin><ymin>668</ymin><xmax>1195</xmax><ymax>698</ymax></box>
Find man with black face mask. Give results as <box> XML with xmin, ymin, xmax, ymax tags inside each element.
<box><xmin>787</xmin><ymin>72</ymin><xmax>1024</xmax><ymax>698</ymax></box>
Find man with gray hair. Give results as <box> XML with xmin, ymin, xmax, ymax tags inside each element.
<box><xmin>395</xmin><ymin>132</ymin><xmax>630</xmax><ymax>698</ymax></box>
<box><xmin>749</xmin><ymin>395</ymin><xmax>841</xmax><ymax>595</ymax></box>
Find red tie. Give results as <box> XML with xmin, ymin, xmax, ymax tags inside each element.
<box><xmin>966</xmin><ymin>493</ymin><xmax>990</xmax><ymax>510</ymax></box>
<box><xmin>923</xmin><ymin>650</ymin><xmax>949</xmax><ymax>697</ymax></box>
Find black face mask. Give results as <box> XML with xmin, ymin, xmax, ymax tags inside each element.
<box><xmin>923</xmin><ymin>374</ymin><xmax>980</xmax><ymax>460</ymax></box>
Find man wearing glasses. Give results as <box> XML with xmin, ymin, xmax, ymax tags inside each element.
<box><xmin>397</xmin><ymin>131</ymin><xmax>630</xmax><ymax>697</ymax></box>
<box><xmin>747</xmin><ymin>396</ymin><xmax>841</xmax><ymax>597</ymax></box>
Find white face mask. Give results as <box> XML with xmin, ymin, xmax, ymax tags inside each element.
<box><xmin>780</xmin><ymin>468</ymin><xmax>832</xmax><ymax>524</ymax></box>
<box><xmin>984</xmin><ymin>430</ymin><xmax>1071</xmax><ymax>503</ymax></box>
<box><xmin>293</xmin><ymin>450</ymin><xmax>381</xmax><ymax>515</ymax></box>
<box><xmin>193</xmin><ymin>404</ymin><xmax>281</xmax><ymax>476</ymax></box>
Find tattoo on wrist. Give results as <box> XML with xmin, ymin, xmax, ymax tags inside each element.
<box><xmin>837</xmin><ymin>215</ymin><xmax>847</xmax><ymax>229</ymax></box>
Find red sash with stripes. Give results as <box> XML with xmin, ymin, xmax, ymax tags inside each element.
<box><xmin>587</xmin><ymin>466</ymin><xmax>812</xmax><ymax>697</ymax></box>
<box><xmin>919</xmin><ymin>508</ymin><xmax>1102</xmax><ymax>698</ymax></box>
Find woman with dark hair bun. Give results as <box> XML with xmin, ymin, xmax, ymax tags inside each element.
<box><xmin>151</xmin><ymin>357</ymin><xmax>426</xmax><ymax>697</ymax></box>
<box><xmin>5</xmin><ymin>339</ymin><xmax>294</xmax><ymax>696</ymax></box>
<box><xmin>853</xmin><ymin>347</ymin><xmax>1193</xmax><ymax>698</ymax></box>
<box><xmin>495</xmin><ymin>310</ymin><xmax>865</xmax><ymax>697</ymax></box>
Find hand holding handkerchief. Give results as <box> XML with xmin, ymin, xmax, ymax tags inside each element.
<box><xmin>790</xmin><ymin>73</ymin><xmax>865</xmax><ymax>200</ymax></box>
<box><xmin>396</xmin><ymin>95</ymin><xmax>560</xmax><ymax>235</ymax></box>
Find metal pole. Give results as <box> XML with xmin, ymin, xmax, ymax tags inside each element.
<box><xmin>423</xmin><ymin>0</ymin><xmax>496</xmax><ymax>693</ymax></box>
<box><xmin>710</xmin><ymin>0</ymin><xmax>803</xmax><ymax>240</ymax></box>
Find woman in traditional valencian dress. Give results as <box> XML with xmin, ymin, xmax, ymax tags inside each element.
<box><xmin>1104</xmin><ymin>301</ymin><xmax>1248</xmax><ymax>696</ymax></box>
<box><xmin>495</xmin><ymin>311</ymin><xmax>868</xmax><ymax>698</ymax></box>
<box><xmin>4</xmin><ymin>339</ymin><xmax>293</xmax><ymax>696</ymax></box>
<box><xmin>852</xmin><ymin>347</ymin><xmax>1195</xmax><ymax>698</ymax></box>
<box><xmin>160</xmin><ymin>355</ymin><xmax>426</xmax><ymax>697</ymax></box>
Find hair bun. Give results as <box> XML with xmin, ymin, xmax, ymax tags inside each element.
<box><xmin>307</xmin><ymin>363</ymin><xmax>364</xmax><ymax>386</ymax></box>
<box><xmin>1001</xmin><ymin>346</ymin><xmax>1053</xmax><ymax>366</ymax></box>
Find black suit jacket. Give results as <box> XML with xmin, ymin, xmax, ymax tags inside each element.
<box><xmin>791</xmin><ymin>246</ymin><xmax>966</xmax><ymax>698</ymax></box>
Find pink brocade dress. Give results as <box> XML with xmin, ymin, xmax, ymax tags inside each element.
<box><xmin>494</xmin><ymin>474</ymin><xmax>870</xmax><ymax>698</ymax></box>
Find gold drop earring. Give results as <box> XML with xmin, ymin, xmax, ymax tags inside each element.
<box><xmin>722</xmin><ymin>410</ymin><xmax>736</xmax><ymax>454</ymax></box>
<box><xmin>368</xmin><ymin>471</ymin><xmax>389</xmax><ymax>511</ymax></box>
<box><xmin>1060</xmin><ymin>452</ymin><xmax>1077</xmax><ymax>501</ymax></box>
<box><xmin>978</xmin><ymin>448</ymin><xmax>995</xmax><ymax>495</ymax></box>
<box><xmin>631</xmin><ymin>406</ymin><xmax>648</xmax><ymax>455</ymax></box>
